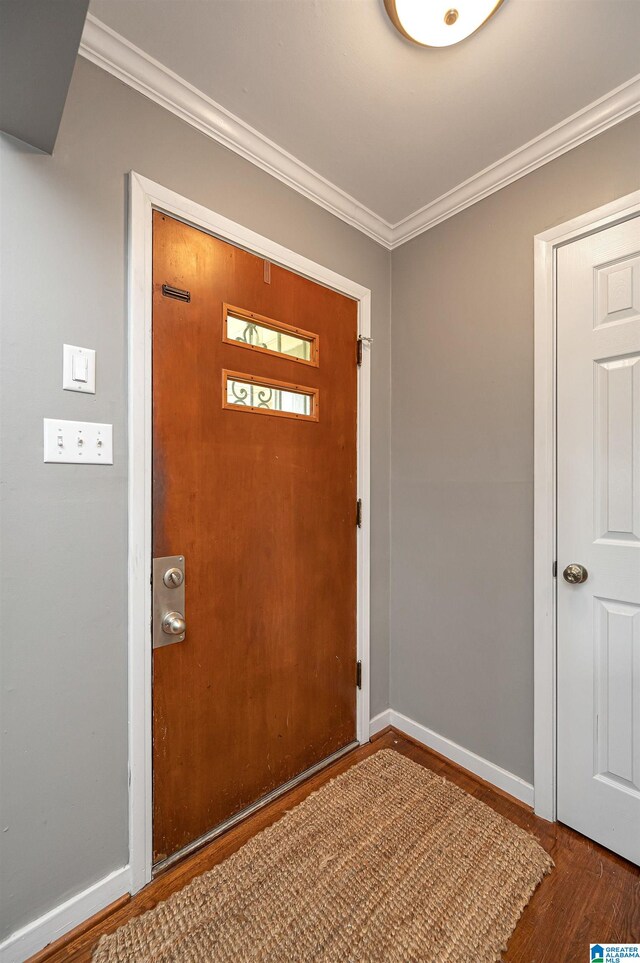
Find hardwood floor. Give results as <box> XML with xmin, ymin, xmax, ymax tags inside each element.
<box><xmin>30</xmin><ymin>728</ymin><xmax>640</xmax><ymax>962</ymax></box>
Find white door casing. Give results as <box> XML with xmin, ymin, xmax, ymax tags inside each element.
<box><xmin>534</xmin><ymin>191</ymin><xmax>640</xmax><ymax>825</ymax></box>
<box><xmin>556</xmin><ymin>214</ymin><xmax>640</xmax><ymax>864</ymax></box>
<box><xmin>127</xmin><ymin>172</ymin><xmax>372</xmax><ymax>892</ymax></box>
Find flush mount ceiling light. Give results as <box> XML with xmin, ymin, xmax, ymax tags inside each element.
<box><xmin>384</xmin><ymin>0</ymin><xmax>504</xmax><ymax>47</ymax></box>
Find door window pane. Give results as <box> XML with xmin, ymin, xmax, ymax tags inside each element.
<box><xmin>223</xmin><ymin>371</ymin><xmax>318</xmax><ymax>421</ymax></box>
<box><xmin>224</xmin><ymin>305</ymin><xmax>318</xmax><ymax>366</ymax></box>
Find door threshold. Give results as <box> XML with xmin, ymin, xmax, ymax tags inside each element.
<box><xmin>152</xmin><ymin>739</ymin><xmax>360</xmax><ymax>876</ymax></box>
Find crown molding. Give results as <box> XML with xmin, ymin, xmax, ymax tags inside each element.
<box><xmin>390</xmin><ymin>72</ymin><xmax>640</xmax><ymax>248</ymax></box>
<box><xmin>79</xmin><ymin>15</ymin><xmax>640</xmax><ymax>252</ymax></box>
<box><xmin>78</xmin><ymin>15</ymin><xmax>395</xmax><ymax>249</ymax></box>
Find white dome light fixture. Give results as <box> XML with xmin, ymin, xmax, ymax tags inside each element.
<box><xmin>384</xmin><ymin>0</ymin><xmax>504</xmax><ymax>47</ymax></box>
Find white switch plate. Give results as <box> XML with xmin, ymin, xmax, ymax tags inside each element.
<box><xmin>63</xmin><ymin>344</ymin><xmax>96</xmax><ymax>393</ymax></box>
<box><xmin>44</xmin><ymin>419</ymin><xmax>113</xmax><ymax>464</ymax></box>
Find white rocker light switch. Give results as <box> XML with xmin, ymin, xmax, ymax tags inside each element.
<box><xmin>63</xmin><ymin>344</ymin><xmax>96</xmax><ymax>393</ymax></box>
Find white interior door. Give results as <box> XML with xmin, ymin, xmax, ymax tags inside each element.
<box><xmin>557</xmin><ymin>213</ymin><xmax>640</xmax><ymax>865</ymax></box>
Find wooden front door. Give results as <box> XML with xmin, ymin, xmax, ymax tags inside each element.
<box><xmin>151</xmin><ymin>213</ymin><xmax>359</xmax><ymax>864</ymax></box>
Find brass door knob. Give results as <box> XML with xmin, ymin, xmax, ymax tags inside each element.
<box><xmin>562</xmin><ymin>563</ymin><xmax>588</xmax><ymax>584</ymax></box>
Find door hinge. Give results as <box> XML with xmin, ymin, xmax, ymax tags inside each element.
<box><xmin>356</xmin><ymin>498</ymin><xmax>363</xmax><ymax>528</ymax></box>
<box><xmin>553</xmin><ymin>560</ymin><xmax>557</xmax><ymax>578</ymax></box>
<box><xmin>162</xmin><ymin>283</ymin><xmax>191</xmax><ymax>303</ymax></box>
<box><xmin>356</xmin><ymin>335</ymin><xmax>373</xmax><ymax>367</ymax></box>
<box><xmin>356</xmin><ymin>660</ymin><xmax>362</xmax><ymax>690</ymax></box>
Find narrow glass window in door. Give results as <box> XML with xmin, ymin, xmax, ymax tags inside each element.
<box><xmin>222</xmin><ymin>370</ymin><xmax>319</xmax><ymax>421</ymax></box>
<box><xmin>223</xmin><ymin>304</ymin><xmax>318</xmax><ymax>366</ymax></box>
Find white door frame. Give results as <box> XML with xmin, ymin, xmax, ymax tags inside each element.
<box><xmin>533</xmin><ymin>189</ymin><xmax>640</xmax><ymax>821</ymax></box>
<box><xmin>127</xmin><ymin>171</ymin><xmax>372</xmax><ymax>892</ymax></box>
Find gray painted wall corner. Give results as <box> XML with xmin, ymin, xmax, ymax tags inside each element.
<box><xmin>389</xmin><ymin>113</ymin><xmax>640</xmax><ymax>784</ymax></box>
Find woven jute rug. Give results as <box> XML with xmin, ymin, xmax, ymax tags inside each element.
<box><xmin>93</xmin><ymin>749</ymin><xmax>552</xmax><ymax>963</ymax></box>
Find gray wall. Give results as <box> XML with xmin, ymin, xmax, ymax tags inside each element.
<box><xmin>390</xmin><ymin>113</ymin><xmax>640</xmax><ymax>783</ymax></box>
<box><xmin>0</xmin><ymin>57</ymin><xmax>391</xmax><ymax>939</ymax></box>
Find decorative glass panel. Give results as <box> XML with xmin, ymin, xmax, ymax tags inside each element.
<box><xmin>223</xmin><ymin>371</ymin><xmax>318</xmax><ymax>422</ymax></box>
<box><xmin>223</xmin><ymin>305</ymin><xmax>318</xmax><ymax>366</ymax></box>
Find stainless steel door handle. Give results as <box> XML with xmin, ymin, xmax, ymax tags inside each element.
<box><xmin>563</xmin><ymin>563</ymin><xmax>588</xmax><ymax>584</ymax></box>
<box><xmin>162</xmin><ymin>611</ymin><xmax>186</xmax><ymax>635</ymax></box>
<box><xmin>153</xmin><ymin>555</ymin><xmax>186</xmax><ymax>647</ymax></box>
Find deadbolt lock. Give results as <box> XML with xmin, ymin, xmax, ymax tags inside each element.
<box><xmin>163</xmin><ymin>567</ymin><xmax>184</xmax><ymax>588</ymax></box>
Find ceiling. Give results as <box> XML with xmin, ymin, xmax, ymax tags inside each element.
<box><xmin>89</xmin><ymin>0</ymin><xmax>640</xmax><ymax>226</ymax></box>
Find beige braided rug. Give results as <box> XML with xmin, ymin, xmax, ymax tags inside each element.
<box><xmin>93</xmin><ymin>749</ymin><xmax>552</xmax><ymax>963</ymax></box>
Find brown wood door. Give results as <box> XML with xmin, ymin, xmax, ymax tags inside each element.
<box><xmin>152</xmin><ymin>213</ymin><xmax>358</xmax><ymax>864</ymax></box>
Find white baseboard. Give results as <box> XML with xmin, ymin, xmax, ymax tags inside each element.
<box><xmin>370</xmin><ymin>709</ymin><xmax>534</xmax><ymax>807</ymax></box>
<box><xmin>0</xmin><ymin>865</ymin><xmax>130</xmax><ymax>963</ymax></box>
<box><xmin>369</xmin><ymin>708</ymin><xmax>393</xmax><ymax>736</ymax></box>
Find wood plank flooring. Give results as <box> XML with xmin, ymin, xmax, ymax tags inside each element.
<box><xmin>30</xmin><ymin>728</ymin><xmax>640</xmax><ymax>962</ymax></box>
